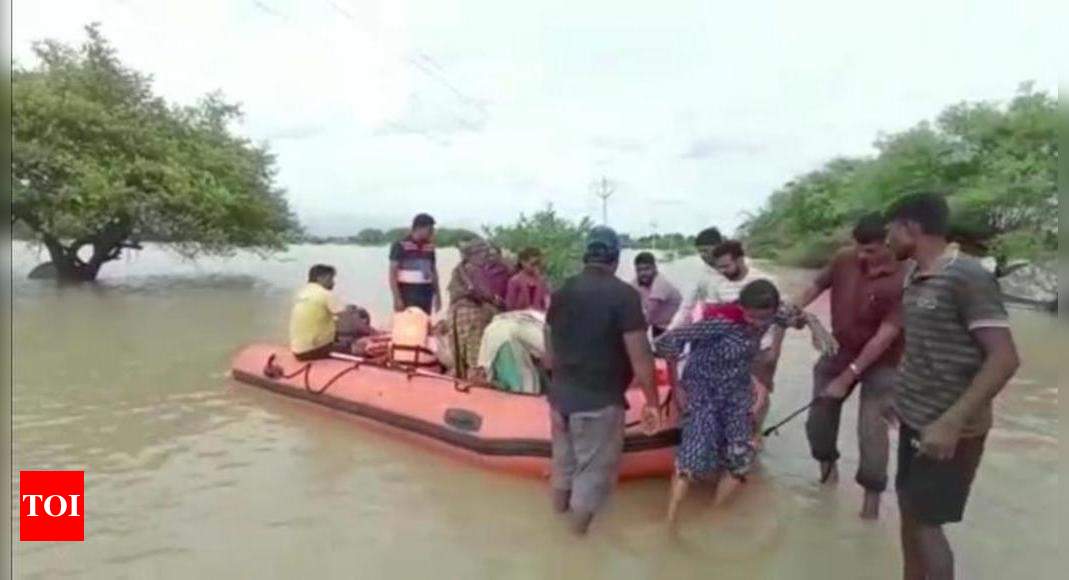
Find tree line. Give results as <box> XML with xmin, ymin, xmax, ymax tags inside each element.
<box><xmin>738</xmin><ymin>83</ymin><xmax>1057</xmax><ymax>272</ymax></box>
<box><xmin>18</xmin><ymin>27</ymin><xmax>1052</xmax><ymax>287</ymax></box>
<box><xmin>304</xmin><ymin>227</ymin><xmax>694</xmax><ymax>251</ymax></box>
<box><xmin>300</xmin><ymin>215</ymin><xmax>695</xmax><ymax>287</ymax></box>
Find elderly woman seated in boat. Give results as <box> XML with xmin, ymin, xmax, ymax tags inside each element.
<box><xmin>470</xmin><ymin>310</ymin><xmax>548</xmax><ymax>394</ymax></box>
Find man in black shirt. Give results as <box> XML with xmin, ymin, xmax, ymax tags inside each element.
<box><xmin>544</xmin><ymin>226</ymin><xmax>660</xmax><ymax>535</ymax></box>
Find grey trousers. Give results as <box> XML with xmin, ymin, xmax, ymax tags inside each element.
<box><xmin>550</xmin><ymin>405</ymin><xmax>626</xmax><ymax>514</ymax></box>
<box><xmin>805</xmin><ymin>356</ymin><xmax>897</xmax><ymax>492</ymax></box>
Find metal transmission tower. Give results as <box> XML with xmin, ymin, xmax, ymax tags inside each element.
<box><xmin>590</xmin><ymin>177</ymin><xmax>616</xmax><ymax>226</ymax></box>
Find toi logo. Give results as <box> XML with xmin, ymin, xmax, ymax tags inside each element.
<box><xmin>19</xmin><ymin>471</ymin><xmax>84</xmax><ymax>542</ymax></box>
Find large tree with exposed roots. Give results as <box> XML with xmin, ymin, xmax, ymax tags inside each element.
<box><xmin>13</xmin><ymin>24</ymin><xmax>299</xmax><ymax>281</ymax></box>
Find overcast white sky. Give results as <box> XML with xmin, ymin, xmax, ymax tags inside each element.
<box><xmin>14</xmin><ymin>0</ymin><xmax>1062</xmax><ymax>236</ymax></box>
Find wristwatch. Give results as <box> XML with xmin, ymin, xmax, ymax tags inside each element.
<box><xmin>848</xmin><ymin>362</ymin><xmax>862</xmax><ymax>376</ymax></box>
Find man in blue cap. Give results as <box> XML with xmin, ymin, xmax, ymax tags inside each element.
<box><xmin>543</xmin><ymin>226</ymin><xmax>661</xmax><ymax>535</ymax></box>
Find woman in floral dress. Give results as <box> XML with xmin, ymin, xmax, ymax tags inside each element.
<box><xmin>654</xmin><ymin>279</ymin><xmax>799</xmax><ymax>524</ymax></box>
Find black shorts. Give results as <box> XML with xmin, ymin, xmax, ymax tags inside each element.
<box><xmin>896</xmin><ymin>423</ymin><xmax>986</xmax><ymax>525</ymax></box>
<box><xmin>399</xmin><ymin>284</ymin><xmax>435</xmax><ymax>314</ymax></box>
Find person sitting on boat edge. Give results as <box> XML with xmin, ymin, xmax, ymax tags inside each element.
<box><xmin>289</xmin><ymin>264</ymin><xmax>383</xmax><ymax>362</ymax></box>
<box><xmin>290</xmin><ymin>264</ymin><xmax>347</xmax><ymax>361</ymax></box>
<box><xmin>505</xmin><ymin>247</ymin><xmax>550</xmax><ymax>312</ymax></box>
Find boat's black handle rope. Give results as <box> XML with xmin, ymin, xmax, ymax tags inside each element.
<box><xmin>262</xmin><ymin>353</ymin><xmax>361</xmax><ymax>396</ymax></box>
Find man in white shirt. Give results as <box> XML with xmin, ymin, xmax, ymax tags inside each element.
<box><xmin>711</xmin><ymin>240</ymin><xmax>785</xmax><ymax>441</ymax></box>
<box><xmin>669</xmin><ymin>227</ymin><xmax>726</xmax><ymax>329</ymax></box>
<box><xmin>707</xmin><ymin>240</ymin><xmax>777</xmax><ymax>302</ymax></box>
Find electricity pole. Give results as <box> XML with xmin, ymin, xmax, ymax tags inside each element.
<box><xmin>591</xmin><ymin>176</ymin><xmax>615</xmax><ymax>226</ymax></box>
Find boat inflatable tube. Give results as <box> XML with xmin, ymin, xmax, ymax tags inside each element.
<box><xmin>231</xmin><ymin>343</ymin><xmax>680</xmax><ymax>479</ymax></box>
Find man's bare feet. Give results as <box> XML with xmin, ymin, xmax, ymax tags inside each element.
<box><xmin>552</xmin><ymin>489</ymin><xmax>570</xmax><ymax>514</ymax></box>
<box><xmin>569</xmin><ymin>511</ymin><xmax>594</xmax><ymax>536</ymax></box>
<box><xmin>666</xmin><ymin>473</ymin><xmax>690</xmax><ymax>527</ymax></box>
<box><xmin>819</xmin><ymin>461</ymin><xmax>839</xmax><ymax>484</ymax></box>
<box><xmin>860</xmin><ymin>491</ymin><xmax>880</xmax><ymax>520</ymax></box>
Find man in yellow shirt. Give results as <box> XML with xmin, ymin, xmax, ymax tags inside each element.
<box><xmin>290</xmin><ymin>264</ymin><xmax>347</xmax><ymax>360</ymax></box>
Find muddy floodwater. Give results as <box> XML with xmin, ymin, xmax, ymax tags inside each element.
<box><xmin>11</xmin><ymin>242</ymin><xmax>1059</xmax><ymax>579</ymax></box>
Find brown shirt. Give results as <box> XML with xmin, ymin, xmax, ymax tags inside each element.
<box><xmin>813</xmin><ymin>248</ymin><xmax>906</xmax><ymax>371</ymax></box>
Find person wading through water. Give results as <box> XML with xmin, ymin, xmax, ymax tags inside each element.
<box><xmin>669</xmin><ymin>226</ymin><xmax>725</xmax><ymax>329</ymax></box>
<box><xmin>655</xmin><ymin>279</ymin><xmax>805</xmax><ymax>526</ymax></box>
<box><xmin>792</xmin><ymin>213</ymin><xmax>907</xmax><ymax>520</ymax></box>
<box><xmin>706</xmin><ymin>239</ymin><xmax>786</xmax><ymax>446</ymax></box>
<box><xmin>630</xmin><ymin>251</ymin><xmax>682</xmax><ymax>339</ymax></box>
<box><xmin>543</xmin><ymin>226</ymin><xmax>660</xmax><ymax>536</ymax></box>
<box><xmin>886</xmin><ymin>193</ymin><xmax>1019</xmax><ymax>580</ymax></box>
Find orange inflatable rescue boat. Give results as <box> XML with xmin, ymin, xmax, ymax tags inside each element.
<box><xmin>229</xmin><ymin>344</ymin><xmax>680</xmax><ymax>479</ymax></box>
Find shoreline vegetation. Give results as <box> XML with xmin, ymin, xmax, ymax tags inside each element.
<box><xmin>737</xmin><ymin>83</ymin><xmax>1057</xmax><ymax>311</ymax></box>
<box><xmin>737</xmin><ymin>84</ymin><xmax>1056</xmax><ymax>274</ymax></box>
<box><xmin>11</xmin><ymin>26</ymin><xmax>1056</xmax><ymax>312</ymax></box>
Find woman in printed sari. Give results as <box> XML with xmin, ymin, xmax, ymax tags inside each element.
<box><xmin>654</xmin><ymin>279</ymin><xmax>800</xmax><ymax>524</ymax></box>
<box><xmin>447</xmin><ymin>239</ymin><xmax>504</xmax><ymax>379</ymax></box>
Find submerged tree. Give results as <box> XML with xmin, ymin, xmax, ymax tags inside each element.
<box><xmin>13</xmin><ymin>24</ymin><xmax>298</xmax><ymax>281</ymax></box>
<box><xmin>485</xmin><ymin>205</ymin><xmax>593</xmax><ymax>287</ymax></box>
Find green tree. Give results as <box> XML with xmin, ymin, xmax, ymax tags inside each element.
<box><xmin>484</xmin><ymin>206</ymin><xmax>593</xmax><ymax>287</ymax></box>
<box><xmin>740</xmin><ymin>83</ymin><xmax>1057</xmax><ymax>271</ymax></box>
<box><xmin>12</xmin><ymin>24</ymin><xmax>297</xmax><ymax>281</ymax></box>
<box><xmin>354</xmin><ymin>228</ymin><xmax>387</xmax><ymax>245</ymax></box>
<box><xmin>435</xmin><ymin>228</ymin><xmax>480</xmax><ymax>247</ymax></box>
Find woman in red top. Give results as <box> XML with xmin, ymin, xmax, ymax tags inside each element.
<box><xmin>505</xmin><ymin>247</ymin><xmax>550</xmax><ymax>312</ymax></box>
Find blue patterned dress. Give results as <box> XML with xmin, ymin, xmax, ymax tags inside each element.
<box><xmin>654</xmin><ymin>316</ymin><xmax>775</xmax><ymax>479</ymax></box>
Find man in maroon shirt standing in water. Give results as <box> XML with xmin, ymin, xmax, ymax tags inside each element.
<box><xmin>792</xmin><ymin>213</ymin><xmax>906</xmax><ymax>520</ymax></box>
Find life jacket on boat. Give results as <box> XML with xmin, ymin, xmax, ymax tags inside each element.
<box><xmin>389</xmin><ymin>307</ymin><xmax>438</xmax><ymax>368</ymax></box>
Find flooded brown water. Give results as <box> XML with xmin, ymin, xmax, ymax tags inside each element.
<box><xmin>11</xmin><ymin>242</ymin><xmax>1059</xmax><ymax>579</ymax></box>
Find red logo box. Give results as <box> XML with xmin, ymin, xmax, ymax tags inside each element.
<box><xmin>19</xmin><ymin>471</ymin><xmax>85</xmax><ymax>542</ymax></box>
